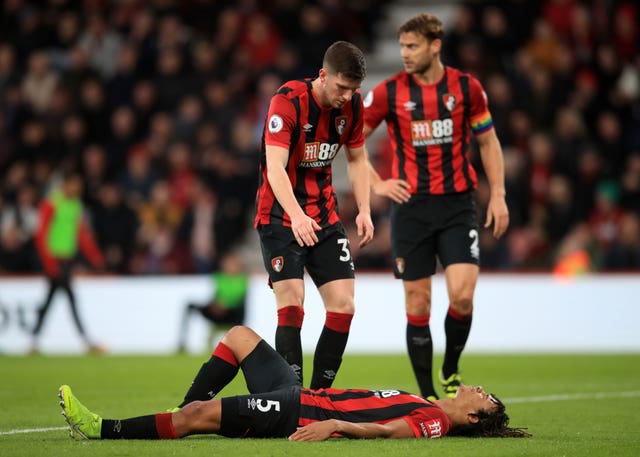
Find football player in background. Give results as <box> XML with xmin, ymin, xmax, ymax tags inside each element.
<box><xmin>363</xmin><ymin>13</ymin><xmax>509</xmax><ymax>399</ymax></box>
<box><xmin>59</xmin><ymin>325</ymin><xmax>530</xmax><ymax>441</ymax></box>
<box><xmin>31</xmin><ymin>171</ymin><xmax>105</xmax><ymax>353</ymax></box>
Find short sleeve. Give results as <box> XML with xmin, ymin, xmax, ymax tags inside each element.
<box><xmin>401</xmin><ymin>407</ymin><xmax>451</xmax><ymax>439</ymax></box>
<box><xmin>468</xmin><ymin>76</ymin><xmax>494</xmax><ymax>135</ymax></box>
<box><xmin>264</xmin><ymin>94</ymin><xmax>298</xmax><ymax>149</ymax></box>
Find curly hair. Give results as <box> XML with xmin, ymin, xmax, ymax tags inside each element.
<box><xmin>448</xmin><ymin>394</ymin><xmax>532</xmax><ymax>438</ymax></box>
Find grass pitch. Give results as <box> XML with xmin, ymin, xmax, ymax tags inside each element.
<box><xmin>1</xmin><ymin>352</ymin><xmax>639</xmax><ymax>457</ymax></box>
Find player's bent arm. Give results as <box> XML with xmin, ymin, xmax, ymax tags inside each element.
<box><xmin>288</xmin><ymin>418</ymin><xmax>415</xmax><ymax>441</ymax></box>
<box><xmin>266</xmin><ymin>145</ymin><xmax>321</xmax><ymax>245</ymax></box>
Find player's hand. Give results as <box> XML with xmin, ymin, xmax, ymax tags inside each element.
<box><xmin>290</xmin><ymin>214</ymin><xmax>322</xmax><ymax>247</ymax></box>
<box><xmin>373</xmin><ymin>179</ymin><xmax>411</xmax><ymax>203</ymax></box>
<box><xmin>484</xmin><ymin>196</ymin><xmax>509</xmax><ymax>239</ymax></box>
<box><xmin>288</xmin><ymin>420</ymin><xmax>336</xmax><ymax>441</ymax></box>
<box><xmin>355</xmin><ymin>212</ymin><xmax>374</xmax><ymax>248</ymax></box>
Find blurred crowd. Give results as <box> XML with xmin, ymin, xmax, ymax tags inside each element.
<box><xmin>0</xmin><ymin>0</ymin><xmax>638</xmax><ymax>276</ymax></box>
<box><xmin>0</xmin><ymin>0</ymin><xmax>388</xmax><ymax>275</ymax></box>
<box><xmin>353</xmin><ymin>0</ymin><xmax>640</xmax><ymax>273</ymax></box>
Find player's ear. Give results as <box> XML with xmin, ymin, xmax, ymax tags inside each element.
<box><xmin>319</xmin><ymin>68</ymin><xmax>327</xmax><ymax>82</ymax></box>
<box><xmin>467</xmin><ymin>412</ymin><xmax>480</xmax><ymax>424</ymax></box>
<box><xmin>430</xmin><ymin>38</ymin><xmax>442</xmax><ymax>53</ymax></box>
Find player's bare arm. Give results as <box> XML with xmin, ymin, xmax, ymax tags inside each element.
<box><xmin>265</xmin><ymin>145</ymin><xmax>321</xmax><ymax>247</ymax></box>
<box><xmin>288</xmin><ymin>418</ymin><xmax>414</xmax><ymax>441</ymax></box>
<box><xmin>476</xmin><ymin>129</ymin><xmax>509</xmax><ymax>239</ymax></box>
<box><xmin>345</xmin><ymin>144</ymin><xmax>374</xmax><ymax>247</ymax></box>
<box><xmin>363</xmin><ymin>125</ymin><xmax>411</xmax><ymax>204</ymax></box>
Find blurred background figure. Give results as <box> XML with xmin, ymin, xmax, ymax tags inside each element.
<box><xmin>177</xmin><ymin>250</ymin><xmax>248</xmax><ymax>353</ymax></box>
<box><xmin>28</xmin><ymin>171</ymin><xmax>105</xmax><ymax>354</ymax></box>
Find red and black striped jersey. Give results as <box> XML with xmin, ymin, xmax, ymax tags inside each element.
<box><xmin>254</xmin><ymin>79</ymin><xmax>365</xmax><ymax>228</ymax></box>
<box><xmin>298</xmin><ymin>387</ymin><xmax>451</xmax><ymax>439</ymax></box>
<box><xmin>364</xmin><ymin>67</ymin><xmax>494</xmax><ymax>195</ymax></box>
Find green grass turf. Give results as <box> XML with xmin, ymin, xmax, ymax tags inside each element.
<box><xmin>1</xmin><ymin>353</ymin><xmax>639</xmax><ymax>457</ymax></box>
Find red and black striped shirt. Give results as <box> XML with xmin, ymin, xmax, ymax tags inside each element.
<box><xmin>298</xmin><ymin>387</ymin><xmax>450</xmax><ymax>439</ymax></box>
<box><xmin>254</xmin><ymin>79</ymin><xmax>365</xmax><ymax>228</ymax></box>
<box><xmin>364</xmin><ymin>66</ymin><xmax>494</xmax><ymax>195</ymax></box>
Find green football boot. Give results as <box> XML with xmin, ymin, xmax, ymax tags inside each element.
<box><xmin>58</xmin><ymin>385</ymin><xmax>102</xmax><ymax>440</ymax></box>
<box><xmin>439</xmin><ymin>371</ymin><xmax>462</xmax><ymax>398</ymax></box>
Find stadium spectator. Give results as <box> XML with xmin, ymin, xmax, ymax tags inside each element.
<box><xmin>58</xmin><ymin>325</ymin><xmax>530</xmax><ymax>441</ymax></box>
<box><xmin>363</xmin><ymin>13</ymin><xmax>509</xmax><ymax>401</ymax></box>
<box><xmin>176</xmin><ymin>251</ymin><xmax>248</xmax><ymax>352</ymax></box>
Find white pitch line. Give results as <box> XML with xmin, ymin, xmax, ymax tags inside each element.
<box><xmin>2</xmin><ymin>391</ymin><xmax>640</xmax><ymax>436</ymax></box>
<box><xmin>0</xmin><ymin>426</ymin><xmax>67</xmax><ymax>435</ymax></box>
<box><xmin>504</xmin><ymin>390</ymin><xmax>640</xmax><ymax>404</ymax></box>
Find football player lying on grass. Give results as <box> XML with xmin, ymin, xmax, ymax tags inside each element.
<box><xmin>58</xmin><ymin>325</ymin><xmax>530</xmax><ymax>441</ymax></box>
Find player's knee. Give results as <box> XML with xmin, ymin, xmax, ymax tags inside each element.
<box><xmin>450</xmin><ymin>297</ymin><xmax>473</xmax><ymax>315</ymax></box>
<box><xmin>405</xmin><ymin>288</ymin><xmax>431</xmax><ymax>314</ymax></box>
<box><xmin>222</xmin><ymin>325</ymin><xmax>256</xmax><ymax>345</ymax></box>
<box><xmin>326</xmin><ymin>296</ymin><xmax>354</xmax><ymax>314</ymax></box>
<box><xmin>178</xmin><ymin>400</ymin><xmax>207</xmax><ymax>425</ymax></box>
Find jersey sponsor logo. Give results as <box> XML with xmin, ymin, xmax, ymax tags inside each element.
<box><xmin>300</xmin><ymin>142</ymin><xmax>339</xmax><ymax>168</ymax></box>
<box><xmin>410</xmin><ymin>119</ymin><xmax>454</xmax><ymax>146</ymax></box>
<box><xmin>423</xmin><ymin>420</ymin><xmax>442</xmax><ymax>438</ymax></box>
<box><xmin>303</xmin><ymin>123</ymin><xmax>313</xmax><ymax>133</ymax></box>
<box><xmin>395</xmin><ymin>257</ymin><xmax>405</xmax><ymax>274</ymax></box>
<box><xmin>335</xmin><ymin>116</ymin><xmax>347</xmax><ymax>135</ymax></box>
<box><xmin>268</xmin><ymin>114</ymin><xmax>283</xmax><ymax>133</ymax></box>
<box><xmin>271</xmin><ymin>256</ymin><xmax>284</xmax><ymax>272</ymax></box>
<box><xmin>442</xmin><ymin>94</ymin><xmax>456</xmax><ymax>111</ymax></box>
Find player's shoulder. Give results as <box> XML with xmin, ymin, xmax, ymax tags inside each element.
<box><xmin>445</xmin><ymin>66</ymin><xmax>483</xmax><ymax>86</ymax></box>
<box><xmin>275</xmin><ymin>79</ymin><xmax>312</xmax><ymax>100</ymax></box>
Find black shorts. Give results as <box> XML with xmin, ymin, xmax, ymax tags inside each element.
<box><xmin>258</xmin><ymin>222</ymin><xmax>355</xmax><ymax>287</ymax></box>
<box><xmin>390</xmin><ymin>192</ymin><xmax>480</xmax><ymax>280</ymax></box>
<box><xmin>218</xmin><ymin>340</ymin><xmax>301</xmax><ymax>438</ymax></box>
<box><xmin>218</xmin><ymin>386</ymin><xmax>301</xmax><ymax>438</ymax></box>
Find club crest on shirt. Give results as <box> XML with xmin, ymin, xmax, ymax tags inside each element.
<box><xmin>442</xmin><ymin>94</ymin><xmax>456</xmax><ymax>111</ymax></box>
<box><xmin>335</xmin><ymin>116</ymin><xmax>347</xmax><ymax>135</ymax></box>
<box><xmin>395</xmin><ymin>257</ymin><xmax>405</xmax><ymax>274</ymax></box>
<box><xmin>271</xmin><ymin>256</ymin><xmax>284</xmax><ymax>272</ymax></box>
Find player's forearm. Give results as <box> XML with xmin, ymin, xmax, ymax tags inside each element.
<box><xmin>267</xmin><ymin>166</ymin><xmax>306</xmax><ymax>219</ymax></box>
<box><xmin>479</xmin><ymin>134</ymin><xmax>506</xmax><ymax>198</ymax></box>
<box><xmin>347</xmin><ymin>154</ymin><xmax>372</xmax><ymax>216</ymax></box>
<box><xmin>334</xmin><ymin>420</ymin><xmax>393</xmax><ymax>439</ymax></box>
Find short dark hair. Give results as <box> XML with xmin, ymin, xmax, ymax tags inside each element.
<box><xmin>448</xmin><ymin>394</ymin><xmax>532</xmax><ymax>438</ymax></box>
<box><xmin>398</xmin><ymin>13</ymin><xmax>444</xmax><ymax>42</ymax></box>
<box><xmin>323</xmin><ymin>41</ymin><xmax>366</xmax><ymax>82</ymax></box>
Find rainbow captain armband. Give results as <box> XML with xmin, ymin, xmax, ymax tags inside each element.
<box><xmin>470</xmin><ymin>111</ymin><xmax>493</xmax><ymax>134</ymax></box>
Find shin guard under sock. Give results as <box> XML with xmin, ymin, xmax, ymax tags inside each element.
<box><xmin>275</xmin><ymin>306</ymin><xmax>304</xmax><ymax>384</ymax></box>
<box><xmin>406</xmin><ymin>313</ymin><xmax>437</xmax><ymax>398</ymax></box>
<box><xmin>442</xmin><ymin>307</ymin><xmax>472</xmax><ymax>378</ymax></box>
<box><xmin>101</xmin><ymin>413</ymin><xmax>178</xmax><ymax>439</ymax></box>
<box><xmin>179</xmin><ymin>342</ymin><xmax>239</xmax><ymax>407</ymax></box>
<box><xmin>310</xmin><ymin>311</ymin><xmax>353</xmax><ymax>389</ymax></box>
